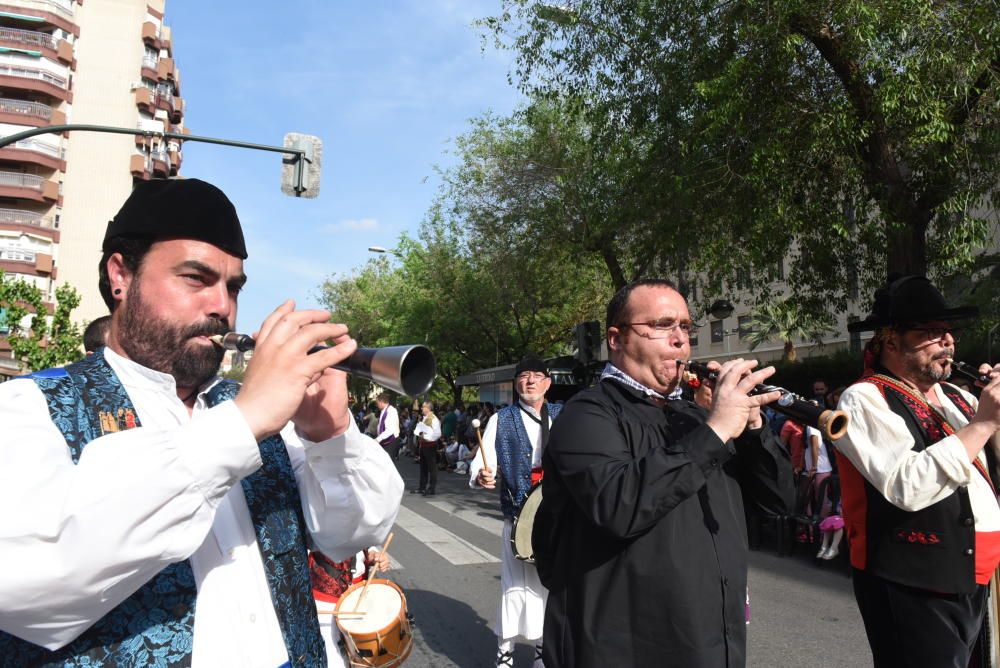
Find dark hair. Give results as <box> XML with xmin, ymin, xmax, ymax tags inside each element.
<box><xmin>98</xmin><ymin>237</ymin><xmax>156</xmax><ymax>311</ymax></box>
<box><xmin>376</xmin><ymin>392</ymin><xmax>392</xmax><ymax>404</ymax></box>
<box><xmin>605</xmin><ymin>279</ymin><xmax>678</xmax><ymax>332</ymax></box>
<box><xmin>82</xmin><ymin>315</ymin><xmax>111</xmax><ymax>352</ymax></box>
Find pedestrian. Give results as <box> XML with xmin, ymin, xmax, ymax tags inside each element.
<box><xmin>533</xmin><ymin>278</ymin><xmax>793</xmax><ymax>667</ymax></box>
<box><xmin>82</xmin><ymin>314</ymin><xmax>111</xmax><ymax>354</ymax></box>
<box><xmin>836</xmin><ymin>275</ymin><xmax>1000</xmax><ymax>667</ymax></box>
<box><xmin>470</xmin><ymin>354</ymin><xmax>562</xmax><ymax>668</ymax></box>
<box><xmin>373</xmin><ymin>391</ymin><xmax>401</xmax><ymax>459</ymax></box>
<box><xmin>412</xmin><ymin>401</ymin><xmax>442</xmax><ymax>495</ymax></box>
<box><xmin>0</xmin><ymin>178</ymin><xmax>404</xmax><ymax>666</ymax></box>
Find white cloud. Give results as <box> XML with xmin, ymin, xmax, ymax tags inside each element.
<box><xmin>326</xmin><ymin>218</ymin><xmax>379</xmax><ymax>232</ymax></box>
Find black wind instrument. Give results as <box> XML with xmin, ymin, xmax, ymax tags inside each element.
<box><xmin>679</xmin><ymin>360</ymin><xmax>849</xmax><ymax>441</ymax></box>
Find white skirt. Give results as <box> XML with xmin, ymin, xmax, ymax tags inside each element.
<box><xmin>497</xmin><ymin>519</ymin><xmax>548</xmax><ymax>641</ymax></box>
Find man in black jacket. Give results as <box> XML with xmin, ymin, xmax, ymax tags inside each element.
<box><xmin>533</xmin><ymin>279</ymin><xmax>794</xmax><ymax>668</ymax></box>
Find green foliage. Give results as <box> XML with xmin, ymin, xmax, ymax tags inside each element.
<box><xmin>483</xmin><ymin>0</ymin><xmax>1000</xmax><ymax>307</ymax></box>
<box><xmin>744</xmin><ymin>297</ymin><xmax>837</xmax><ymax>362</ymax></box>
<box><xmin>0</xmin><ymin>270</ymin><xmax>84</xmax><ymax>372</ymax></box>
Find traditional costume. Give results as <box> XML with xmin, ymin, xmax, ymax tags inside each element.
<box><xmin>0</xmin><ymin>179</ymin><xmax>403</xmax><ymax>667</ymax></box>
<box><xmin>837</xmin><ymin>276</ymin><xmax>1000</xmax><ymax>668</ymax></box>
<box><xmin>469</xmin><ymin>355</ymin><xmax>561</xmax><ymax>668</ymax></box>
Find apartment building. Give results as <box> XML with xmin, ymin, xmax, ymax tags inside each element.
<box><xmin>0</xmin><ymin>0</ymin><xmax>186</xmax><ymax>377</ymax></box>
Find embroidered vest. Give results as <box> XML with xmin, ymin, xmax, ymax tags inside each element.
<box><xmin>0</xmin><ymin>352</ymin><xmax>325</xmax><ymax>667</ymax></box>
<box><xmin>838</xmin><ymin>372</ymin><xmax>982</xmax><ymax>593</ymax></box>
<box><xmin>495</xmin><ymin>402</ymin><xmax>562</xmax><ymax>520</ymax></box>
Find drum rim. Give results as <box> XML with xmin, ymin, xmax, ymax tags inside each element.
<box><xmin>335</xmin><ymin>579</ymin><xmax>408</xmax><ymax>638</ymax></box>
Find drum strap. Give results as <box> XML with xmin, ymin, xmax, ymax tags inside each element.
<box><xmin>518</xmin><ymin>402</ymin><xmax>550</xmax><ymax>451</ymax></box>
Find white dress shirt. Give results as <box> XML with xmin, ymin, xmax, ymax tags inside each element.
<box><xmin>375</xmin><ymin>404</ymin><xmax>400</xmax><ymax>444</ymax></box>
<box><xmin>468</xmin><ymin>402</ymin><xmax>549</xmax><ymax>487</ymax></box>
<box><xmin>836</xmin><ymin>381</ymin><xmax>1000</xmax><ymax>531</ymax></box>
<box><xmin>0</xmin><ymin>348</ymin><xmax>404</xmax><ymax>667</ymax></box>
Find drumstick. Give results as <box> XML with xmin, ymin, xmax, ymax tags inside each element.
<box><xmin>353</xmin><ymin>532</ymin><xmax>395</xmax><ymax>612</ymax></box>
<box><xmin>473</xmin><ymin>418</ymin><xmax>489</xmax><ymax>471</ymax></box>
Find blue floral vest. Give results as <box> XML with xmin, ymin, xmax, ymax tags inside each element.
<box><xmin>0</xmin><ymin>351</ymin><xmax>325</xmax><ymax>667</ymax></box>
<box><xmin>495</xmin><ymin>402</ymin><xmax>562</xmax><ymax>520</ymax></box>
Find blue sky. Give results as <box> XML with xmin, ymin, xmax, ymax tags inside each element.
<box><xmin>167</xmin><ymin>1</ymin><xmax>521</xmax><ymax>331</ymax></box>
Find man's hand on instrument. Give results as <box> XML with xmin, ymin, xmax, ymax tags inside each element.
<box><xmin>972</xmin><ymin>368</ymin><xmax>1000</xmax><ymax>434</ymax></box>
<box><xmin>704</xmin><ymin>359</ymin><xmax>781</xmax><ymax>442</ymax></box>
<box><xmin>367</xmin><ymin>549</ymin><xmax>390</xmax><ymax>573</ymax></box>
<box><xmin>234</xmin><ymin>300</ymin><xmax>357</xmax><ymax>442</ymax></box>
<box><xmin>477</xmin><ymin>466</ymin><xmax>496</xmax><ymax>489</ymax></box>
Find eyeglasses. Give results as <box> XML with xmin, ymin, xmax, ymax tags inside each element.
<box><xmin>906</xmin><ymin>326</ymin><xmax>963</xmax><ymax>343</ymax></box>
<box><xmin>618</xmin><ymin>318</ymin><xmax>699</xmax><ymax>339</ymax></box>
<box><xmin>517</xmin><ymin>372</ymin><xmax>548</xmax><ymax>382</ymax></box>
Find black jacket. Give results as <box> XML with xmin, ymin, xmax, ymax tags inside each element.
<box><xmin>534</xmin><ymin>379</ymin><xmax>793</xmax><ymax>668</ymax></box>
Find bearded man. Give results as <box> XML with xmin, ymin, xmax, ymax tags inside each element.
<box><xmin>469</xmin><ymin>355</ymin><xmax>561</xmax><ymax>668</ymax></box>
<box><xmin>836</xmin><ymin>275</ymin><xmax>1000</xmax><ymax>668</ymax></box>
<box><xmin>0</xmin><ymin>178</ymin><xmax>403</xmax><ymax>667</ymax></box>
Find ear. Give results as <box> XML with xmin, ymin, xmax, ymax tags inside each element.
<box><xmin>106</xmin><ymin>253</ymin><xmax>133</xmax><ymax>306</ymax></box>
<box><xmin>883</xmin><ymin>330</ymin><xmax>900</xmax><ymax>353</ymax></box>
<box><xmin>607</xmin><ymin>326</ymin><xmax>624</xmax><ymax>352</ymax></box>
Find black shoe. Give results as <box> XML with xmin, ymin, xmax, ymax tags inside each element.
<box><xmin>423</xmin><ymin>489</ymin><xmax>436</xmax><ymax>496</ymax></box>
<box><xmin>410</xmin><ymin>488</ymin><xmax>425</xmax><ymax>494</ymax></box>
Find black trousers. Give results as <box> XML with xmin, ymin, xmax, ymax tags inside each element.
<box><xmin>418</xmin><ymin>447</ymin><xmax>437</xmax><ymax>491</ymax></box>
<box><xmin>381</xmin><ymin>436</ymin><xmax>399</xmax><ymax>460</ymax></box>
<box><xmin>852</xmin><ymin>568</ymin><xmax>988</xmax><ymax>668</ymax></box>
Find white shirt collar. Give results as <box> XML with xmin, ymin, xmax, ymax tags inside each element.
<box><xmin>103</xmin><ymin>346</ymin><xmax>221</xmax><ymax>401</ymax></box>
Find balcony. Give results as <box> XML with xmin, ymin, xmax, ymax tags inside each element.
<box><xmin>134</xmin><ymin>86</ymin><xmax>155</xmax><ymax>113</ymax></box>
<box><xmin>141</xmin><ymin>21</ymin><xmax>160</xmax><ymax>49</ymax></box>
<box><xmin>150</xmin><ymin>147</ymin><xmax>170</xmax><ymax>176</ymax></box>
<box><xmin>0</xmin><ymin>247</ymin><xmax>55</xmax><ymax>278</ymax></box>
<box><xmin>0</xmin><ymin>170</ymin><xmax>59</xmax><ymax>202</ymax></box>
<box><xmin>129</xmin><ymin>153</ymin><xmax>147</xmax><ymax>179</ymax></box>
<box><xmin>0</xmin><ymin>207</ymin><xmax>58</xmax><ymax>240</ymax></box>
<box><xmin>0</xmin><ymin>26</ymin><xmax>72</xmax><ymax>65</ymax></box>
<box><xmin>156</xmin><ymin>56</ymin><xmax>173</xmax><ymax>82</ymax></box>
<box><xmin>0</xmin><ymin>98</ymin><xmax>64</xmax><ymax>127</ymax></box>
<box><xmin>0</xmin><ymin>1</ymin><xmax>78</xmax><ymax>37</ymax></box>
<box><xmin>0</xmin><ymin>62</ymin><xmax>71</xmax><ymax>101</ymax></box>
<box><xmin>155</xmin><ymin>84</ymin><xmax>172</xmax><ymax>112</ymax></box>
<box><xmin>141</xmin><ymin>53</ymin><xmax>157</xmax><ymax>80</ymax></box>
<box><xmin>169</xmin><ymin>95</ymin><xmax>183</xmax><ymax>124</ymax></box>
<box><xmin>0</xmin><ymin>138</ymin><xmax>65</xmax><ymax>170</ymax></box>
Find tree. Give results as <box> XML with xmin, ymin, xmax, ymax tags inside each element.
<box><xmin>744</xmin><ymin>298</ymin><xmax>836</xmax><ymax>362</ymax></box>
<box><xmin>0</xmin><ymin>270</ymin><xmax>84</xmax><ymax>372</ymax></box>
<box><xmin>484</xmin><ymin>0</ymin><xmax>1000</xmax><ymax>308</ymax></box>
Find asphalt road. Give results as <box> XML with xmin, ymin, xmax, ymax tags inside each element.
<box><xmin>370</xmin><ymin>456</ymin><xmax>871</xmax><ymax>667</ymax></box>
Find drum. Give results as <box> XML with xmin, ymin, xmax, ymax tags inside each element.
<box><xmin>510</xmin><ymin>484</ymin><xmax>543</xmax><ymax>562</ymax></box>
<box><xmin>334</xmin><ymin>578</ymin><xmax>413</xmax><ymax>668</ymax></box>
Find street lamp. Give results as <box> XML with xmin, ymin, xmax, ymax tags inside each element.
<box><xmin>368</xmin><ymin>246</ymin><xmax>402</xmax><ymax>258</ymax></box>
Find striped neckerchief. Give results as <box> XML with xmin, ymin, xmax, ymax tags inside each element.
<box><xmin>600</xmin><ymin>363</ymin><xmax>684</xmax><ymax>402</ymax></box>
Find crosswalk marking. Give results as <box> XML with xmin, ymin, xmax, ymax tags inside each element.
<box><xmin>426</xmin><ymin>500</ymin><xmax>505</xmax><ymax>537</ymax></box>
<box><xmin>394</xmin><ymin>506</ymin><xmax>500</xmax><ymax>565</ymax></box>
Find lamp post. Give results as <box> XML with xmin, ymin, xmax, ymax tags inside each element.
<box><xmin>367</xmin><ymin>246</ymin><xmax>403</xmax><ymax>258</ymax></box>
<box><xmin>708</xmin><ymin>299</ymin><xmax>737</xmax><ymax>357</ymax></box>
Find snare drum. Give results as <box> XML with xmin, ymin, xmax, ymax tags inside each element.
<box><xmin>334</xmin><ymin>578</ymin><xmax>413</xmax><ymax>668</ymax></box>
<box><xmin>510</xmin><ymin>484</ymin><xmax>543</xmax><ymax>562</ymax></box>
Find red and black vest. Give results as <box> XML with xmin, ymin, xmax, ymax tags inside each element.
<box><xmin>838</xmin><ymin>372</ymin><xmax>996</xmax><ymax>594</ymax></box>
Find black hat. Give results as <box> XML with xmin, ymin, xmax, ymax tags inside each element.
<box><xmin>103</xmin><ymin>178</ymin><xmax>247</xmax><ymax>259</ymax></box>
<box><xmin>847</xmin><ymin>275</ymin><xmax>978</xmax><ymax>332</ymax></box>
<box><xmin>515</xmin><ymin>354</ymin><xmax>550</xmax><ymax>377</ymax></box>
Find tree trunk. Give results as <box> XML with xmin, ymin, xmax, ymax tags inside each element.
<box><xmin>885</xmin><ymin>215</ymin><xmax>929</xmax><ymax>278</ymax></box>
<box><xmin>784</xmin><ymin>340</ymin><xmax>796</xmax><ymax>363</ymax></box>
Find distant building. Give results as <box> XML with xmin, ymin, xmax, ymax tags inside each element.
<box><xmin>0</xmin><ymin>0</ymin><xmax>187</xmax><ymax>375</ymax></box>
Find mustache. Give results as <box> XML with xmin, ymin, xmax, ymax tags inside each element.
<box><xmin>934</xmin><ymin>350</ymin><xmax>955</xmax><ymax>360</ymax></box>
<box><xmin>179</xmin><ymin>319</ymin><xmax>230</xmax><ymax>340</ymax></box>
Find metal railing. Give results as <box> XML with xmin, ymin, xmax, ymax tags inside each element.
<box><xmin>0</xmin><ymin>208</ymin><xmax>52</xmax><ymax>227</ymax></box>
<box><xmin>0</xmin><ymin>26</ymin><xmax>58</xmax><ymax>50</ymax></box>
<box><xmin>0</xmin><ymin>98</ymin><xmax>53</xmax><ymax>120</ymax></box>
<box><xmin>142</xmin><ymin>54</ymin><xmax>158</xmax><ymax>70</ymax></box>
<box><xmin>7</xmin><ymin>138</ymin><xmax>63</xmax><ymax>159</ymax></box>
<box><xmin>0</xmin><ymin>64</ymin><xmax>68</xmax><ymax>88</ymax></box>
<box><xmin>0</xmin><ymin>172</ymin><xmax>45</xmax><ymax>190</ymax></box>
<box><xmin>156</xmin><ymin>84</ymin><xmax>173</xmax><ymax>103</ymax></box>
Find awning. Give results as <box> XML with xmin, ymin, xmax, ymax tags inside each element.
<box><xmin>0</xmin><ymin>11</ymin><xmax>45</xmax><ymax>22</ymax></box>
<box><xmin>0</xmin><ymin>47</ymin><xmax>42</xmax><ymax>57</ymax></box>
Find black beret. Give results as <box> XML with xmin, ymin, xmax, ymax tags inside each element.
<box><xmin>515</xmin><ymin>354</ymin><xmax>549</xmax><ymax>377</ymax></box>
<box><xmin>102</xmin><ymin>178</ymin><xmax>247</xmax><ymax>259</ymax></box>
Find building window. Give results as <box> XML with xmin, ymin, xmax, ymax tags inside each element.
<box><xmin>711</xmin><ymin>320</ymin><xmax>724</xmax><ymax>344</ymax></box>
<box><xmin>738</xmin><ymin>315</ymin><xmax>753</xmax><ymax>340</ymax></box>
